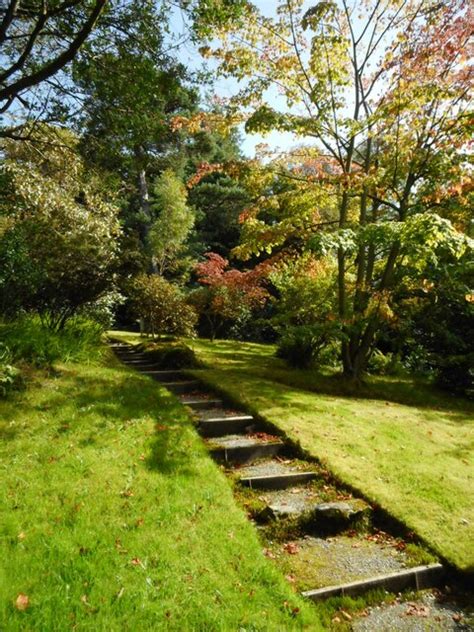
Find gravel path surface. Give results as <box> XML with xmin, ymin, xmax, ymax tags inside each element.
<box><xmin>352</xmin><ymin>591</ymin><xmax>474</xmax><ymax>631</ymax></box>
<box><xmin>271</xmin><ymin>534</ymin><xmax>409</xmax><ymax>590</ymax></box>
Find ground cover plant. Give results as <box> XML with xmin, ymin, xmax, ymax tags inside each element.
<box><xmin>116</xmin><ymin>335</ymin><xmax>474</xmax><ymax>575</ymax></box>
<box><xmin>0</xmin><ymin>348</ymin><xmax>322</xmax><ymax>631</ymax></box>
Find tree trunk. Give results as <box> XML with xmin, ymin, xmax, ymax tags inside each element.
<box><xmin>135</xmin><ymin>146</ymin><xmax>158</xmax><ymax>274</ymax></box>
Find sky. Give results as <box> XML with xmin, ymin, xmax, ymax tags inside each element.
<box><xmin>170</xmin><ymin>1</ymin><xmax>305</xmax><ymax>158</ymax></box>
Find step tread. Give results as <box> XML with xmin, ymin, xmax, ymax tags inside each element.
<box><xmin>201</xmin><ymin>415</ymin><xmax>254</xmax><ymax>423</ymax></box>
<box><xmin>268</xmin><ymin>534</ymin><xmax>437</xmax><ymax>596</ymax></box>
<box><xmin>237</xmin><ymin>459</ymin><xmax>314</xmax><ymax>479</ymax></box>
<box><xmin>208</xmin><ymin>434</ymin><xmax>283</xmax><ymax>449</ymax></box>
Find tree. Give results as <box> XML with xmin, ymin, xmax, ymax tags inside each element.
<box><xmin>72</xmin><ymin>0</ymin><xmax>199</xmax><ymax>265</ymax></box>
<box><xmin>149</xmin><ymin>169</ymin><xmax>195</xmax><ymax>275</ymax></box>
<box><xmin>192</xmin><ymin>252</ymin><xmax>269</xmax><ymax>340</ymax></box>
<box><xmin>0</xmin><ymin>0</ymin><xmax>107</xmax><ymax>120</ymax></box>
<box><xmin>200</xmin><ymin>0</ymin><xmax>473</xmax><ymax>378</ymax></box>
<box><xmin>0</xmin><ymin>125</ymin><xmax>120</xmax><ymax>329</ymax></box>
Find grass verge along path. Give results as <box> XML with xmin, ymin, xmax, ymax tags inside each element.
<box><xmin>0</xmin><ymin>349</ymin><xmax>321</xmax><ymax>631</ymax></box>
<box><xmin>179</xmin><ymin>338</ymin><xmax>473</xmax><ymax>575</ymax></box>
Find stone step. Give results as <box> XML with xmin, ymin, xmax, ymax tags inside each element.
<box><xmin>237</xmin><ymin>459</ymin><xmax>318</xmax><ymax>490</ymax></box>
<box><xmin>198</xmin><ymin>415</ymin><xmax>257</xmax><ymax>438</ymax></box>
<box><xmin>266</xmin><ymin>534</ymin><xmax>440</xmax><ymax>598</ymax></box>
<box><xmin>240</xmin><ymin>471</ymin><xmax>318</xmax><ymax>490</ymax></box>
<box><xmin>180</xmin><ymin>397</ymin><xmax>223</xmax><ymax>410</ymax></box>
<box><xmin>114</xmin><ymin>348</ymin><xmax>141</xmax><ymax>355</ymax></box>
<box><xmin>259</xmin><ymin>493</ymin><xmax>371</xmax><ymax>531</ymax></box>
<box><xmin>128</xmin><ymin>364</ymin><xmax>164</xmax><ymax>371</ymax></box>
<box><xmin>302</xmin><ymin>563</ymin><xmax>445</xmax><ymax>602</ymax></box>
<box><xmin>162</xmin><ymin>380</ymin><xmax>201</xmax><ymax>394</ymax></box>
<box><xmin>208</xmin><ymin>434</ymin><xmax>284</xmax><ymax>464</ymax></box>
<box><xmin>139</xmin><ymin>369</ymin><xmax>189</xmax><ymax>381</ymax></box>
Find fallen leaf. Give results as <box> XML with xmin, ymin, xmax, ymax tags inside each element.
<box><xmin>131</xmin><ymin>557</ymin><xmax>142</xmax><ymax>566</ymax></box>
<box><xmin>15</xmin><ymin>593</ymin><xmax>29</xmax><ymax>611</ymax></box>
<box><xmin>452</xmin><ymin>613</ymin><xmax>463</xmax><ymax>622</ymax></box>
<box><xmin>285</xmin><ymin>574</ymin><xmax>296</xmax><ymax>583</ymax></box>
<box><xmin>332</xmin><ymin>616</ymin><xmax>341</xmax><ymax>624</ymax></box>
<box><xmin>283</xmin><ymin>542</ymin><xmax>299</xmax><ymax>555</ymax></box>
<box><xmin>405</xmin><ymin>603</ymin><xmax>430</xmax><ymax>617</ymax></box>
<box><xmin>17</xmin><ymin>532</ymin><xmax>26</xmax><ymax>541</ymax></box>
<box><xmin>263</xmin><ymin>548</ymin><xmax>276</xmax><ymax>559</ymax></box>
<box><xmin>341</xmin><ymin>610</ymin><xmax>352</xmax><ymax>621</ymax></box>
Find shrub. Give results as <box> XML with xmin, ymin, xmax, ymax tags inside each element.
<box><xmin>0</xmin><ymin>343</ymin><xmax>22</xmax><ymax>397</ymax></box>
<box><xmin>276</xmin><ymin>324</ymin><xmax>340</xmax><ymax>369</ymax></box>
<box><xmin>129</xmin><ymin>274</ymin><xmax>197</xmax><ymax>339</ymax></box>
<box><xmin>434</xmin><ymin>353</ymin><xmax>474</xmax><ymax>399</ymax></box>
<box><xmin>1</xmin><ymin>317</ymin><xmax>104</xmax><ymax>366</ymax></box>
<box><xmin>138</xmin><ymin>344</ymin><xmax>199</xmax><ymax>369</ymax></box>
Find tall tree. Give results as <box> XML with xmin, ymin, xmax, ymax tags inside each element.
<box><xmin>198</xmin><ymin>0</ymin><xmax>473</xmax><ymax>378</ymax></box>
<box><xmin>71</xmin><ymin>0</ymin><xmax>198</xmax><ymax>264</ymax></box>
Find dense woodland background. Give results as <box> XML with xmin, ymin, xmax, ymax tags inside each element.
<box><xmin>0</xmin><ymin>0</ymin><xmax>472</xmax><ymax>395</ymax></box>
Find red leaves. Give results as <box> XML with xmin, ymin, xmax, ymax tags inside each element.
<box><xmin>194</xmin><ymin>252</ymin><xmax>271</xmax><ymax>319</ymax></box>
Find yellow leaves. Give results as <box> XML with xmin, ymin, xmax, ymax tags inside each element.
<box><xmin>171</xmin><ymin>112</ymin><xmax>242</xmax><ymax>138</ymax></box>
<box><xmin>14</xmin><ymin>593</ymin><xmax>29</xmax><ymax>611</ymax></box>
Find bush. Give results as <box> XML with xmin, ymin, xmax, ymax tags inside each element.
<box><xmin>138</xmin><ymin>344</ymin><xmax>199</xmax><ymax>369</ymax></box>
<box><xmin>129</xmin><ymin>275</ymin><xmax>197</xmax><ymax>339</ymax></box>
<box><xmin>276</xmin><ymin>324</ymin><xmax>339</xmax><ymax>369</ymax></box>
<box><xmin>1</xmin><ymin>317</ymin><xmax>104</xmax><ymax>366</ymax></box>
<box><xmin>367</xmin><ymin>350</ymin><xmax>405</xmax><ymax>376</ymax></box>
<box><xmin>0</xmin><ymin>343</ymin><xmax>22</xmax><ymax>397</ymax></box>
<box><xmin>434</xmin><ymin>353</ymin><xmax>474</xmax><ymax>399</ymax></box>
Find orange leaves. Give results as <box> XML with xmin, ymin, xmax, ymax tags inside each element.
<box><xmin>283</xmin><ymin>542</ymin><xmax>299</xmax><ymax>555</ymax></box>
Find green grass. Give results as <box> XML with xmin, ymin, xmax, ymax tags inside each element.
<box><xmin>0</xmin><ymin>348</ymin><xmax>322</xmax><ymax>631</ymax></box>
<box><xmin>113</xmin><ymin>334</ymin><xmax>474</xmax><ymax>575</ymax></box>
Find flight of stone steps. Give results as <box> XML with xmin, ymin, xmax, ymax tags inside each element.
<box><xmin>111</xmin><ymin>341</ymin><xmax>474</xmax><ymax>626</ymax></box>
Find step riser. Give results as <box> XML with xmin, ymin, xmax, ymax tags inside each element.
<box><xmin>199</xmin><ymin>418</ymin><xmax>257</xmax><ymax>437</ymax></box>
<box><xmin>210</xmin><ymin>443</ymin><xmax>283</xmax><ymax>465</ymax></box>
<box><xmin>182</xmin><ymin>400</ymin><xmax>223</xmax><ymax>410</ymax></box>
<box><xmin>163</xmin><ymin>382</ymin><xmax>201</xmax><ymax>394</ymax></box>
<box><xmin>240</xmin><ymin>472</ymin><xmax>317</xmax><ymax>490</ymax></box>
<box><xmin>140</xmin><ymin>370</ymin><xmax>188</xmax><ymax>381</ymax></box>
<box><xmin>302</xmin><ymin>564</ymin><xmax>445</xmax><ymax>602</ymax></box>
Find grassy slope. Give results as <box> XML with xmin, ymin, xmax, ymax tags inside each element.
<box><xmin>171</xmin><ymin>337</ymin><xmax>473</xmax><ymax>574</ymax></box>
<box><xmin>0</xmin><ymin>350</ymin><xmax>321</xmax><ymax>631</ymax></box>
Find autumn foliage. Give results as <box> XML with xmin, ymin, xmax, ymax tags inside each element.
<box><xmin>192</xmin><ymin>253</ymin><xmax>270</xmax><ymax>339</ymax></box>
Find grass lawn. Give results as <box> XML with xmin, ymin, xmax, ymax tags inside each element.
<box><xmin>0</xmin><ymin>348</ymin><xmax>322</xmax><ymax>631</ymax></box>
<box><xmin>155</xmin><ymin>336</ymin><xmax>474</xmax><ymax>575</ymax></box>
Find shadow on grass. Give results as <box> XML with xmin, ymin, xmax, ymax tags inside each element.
<box><xmin>1</xmin><ymin>363</ymin><xmax>199</xmax><ymax>477</ymax></box>
<box><xmin>191</xmin><ymin>339</ymin><xmax>473</xmax><ymax>417</ymax></box>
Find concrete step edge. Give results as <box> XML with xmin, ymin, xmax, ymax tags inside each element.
<box><xmin>239</xmin><ymin>471</ymin><xmax>318</xmax><ymax>489</ymax></box>
<box><xmin>301</xmin><ymin>563</ymin><xmax>445</xmax><ymax>602</ymax></box>
<box><xmin>200</xmin><ymin>415</ymin><xmax>254</xmax><ymax>423</ymax></box>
